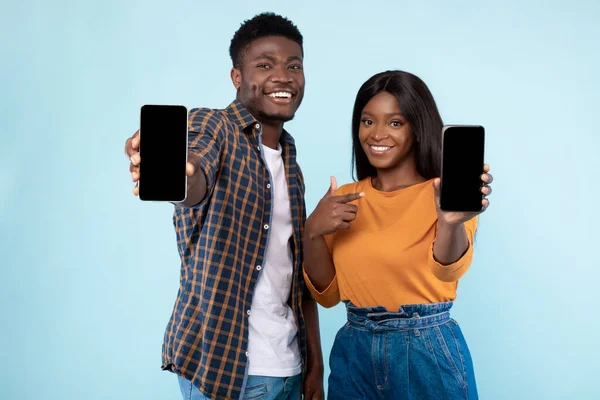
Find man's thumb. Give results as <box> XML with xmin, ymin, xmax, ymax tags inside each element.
<box><xmin>186</xmin><ymin>154</ymin><xmax>201</xmax><ymax>176</ymax></box>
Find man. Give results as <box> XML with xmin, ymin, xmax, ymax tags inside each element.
<box><xmin>124</xmin><ymin>12</ymin><xmax>324</xmax><ymax>400</ymax></box>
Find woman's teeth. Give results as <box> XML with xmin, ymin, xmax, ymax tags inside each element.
<box><xmin>370</xmin><ymin>145</ymin><xmax>391</xmax><ymax>151</ymax></box>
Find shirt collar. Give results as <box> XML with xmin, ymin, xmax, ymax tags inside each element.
<box><xmin>226</xmin><ymin>99</ymin><xmax>295</xmax><ymax>145</ymax></box>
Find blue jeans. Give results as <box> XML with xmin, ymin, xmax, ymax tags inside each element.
<box><xmin>177</xmin><ymin>373</ymin><xmax>302</xmax><ymax>400</ymax></box>
<box><xmin>328</xmin><ymin>301</ymin><xmax>478</xmax><ymax>399</ymax></box>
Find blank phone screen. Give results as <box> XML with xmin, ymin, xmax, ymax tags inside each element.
<box><xmin>139</xmin><ymin>105</ymin><xmax>188</xmax><ymax>202</ymax></box>
<box><xmin>440</xmin><ymin>126</ymin><xmax>485</xmax><ymax>212</ymax></box>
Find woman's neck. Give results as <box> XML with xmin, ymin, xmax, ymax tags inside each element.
<box><xmin>372</xmin><ymin>159</ymin><xmax>425</xmax><ymax>192</ymax></box>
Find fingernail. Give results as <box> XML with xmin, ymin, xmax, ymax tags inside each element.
<box><xmin>130</xmin><ymin>156</ymin><xmax>136</xmax><ymax>165</ymax></box>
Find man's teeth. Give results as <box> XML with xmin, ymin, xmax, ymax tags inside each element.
<box><xmin>268</xmin><ymin>92</ymin><xmax>292</xmax><ymax>98</ymax></box>
<box><xmin>371</xmin><ymin>145</ymin><xmax>391</xmax><ymax>151</ymax></box>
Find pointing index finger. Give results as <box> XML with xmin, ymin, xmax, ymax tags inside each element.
<box><xmin>333</xmin><ymin>192</ymin><xmax>365</xmax><ymax>203</ymax></box>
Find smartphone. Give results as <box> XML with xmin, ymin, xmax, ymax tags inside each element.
<box><xmin>440</xmin><ymin>125</ymin><xmax>485</xmax><ymax>212</ymax></box>
<box><xmin>138</xmin><ymin>104</ymin><xmax>188</xmax><ymax>202</ymax></box>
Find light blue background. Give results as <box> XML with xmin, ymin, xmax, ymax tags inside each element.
<box><xmin>1</xmin><ymin>0</ymin><xmax>599</xmax><ymax>398</ymax></box>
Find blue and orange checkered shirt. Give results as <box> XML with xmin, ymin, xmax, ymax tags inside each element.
<box><xmin>161</xmin><ymin>99</ymin><xmax>309</xmax><ymax>399</ymax></box>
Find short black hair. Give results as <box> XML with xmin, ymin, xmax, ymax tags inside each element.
<box><xmin>351</xmin><ymin>70</ymin><xmax>443</xmax><ymax>181</ymax></box>
<box><xmin>229</xmin><ymin>12</ymin><xmax>303</xmax><ymax>68</ymax></box>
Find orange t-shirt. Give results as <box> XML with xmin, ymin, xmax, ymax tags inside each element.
<box><xmin>303</xmin><ymin>178</ymin><xmax>478</xmax><ymax>311</ymax></box>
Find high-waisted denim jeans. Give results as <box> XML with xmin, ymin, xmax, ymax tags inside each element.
<box><xmin>328</xmin><ymin>301</ymin><xmax>478</xmax><ymax>399</ymax></box>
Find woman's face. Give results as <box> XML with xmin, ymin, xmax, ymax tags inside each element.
<box><xmin>358</xmin><ymin>91</ymin><xmax>415</xmax><ymax>172</ymax></box>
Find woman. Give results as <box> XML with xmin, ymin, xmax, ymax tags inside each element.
<box><xmin>303</xmin><ymin>70</ymin><xmax>493</xmax><ymax>399</ymax></box>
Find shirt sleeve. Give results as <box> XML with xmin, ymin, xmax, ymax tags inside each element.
<box><xmin>302</xmin><ymin>267</ymin><xmax>340</xmax><ymax>308</ymax></box>
<box><xmin>187</xmin><ymin>108</ymin><xmax>227</xmax><ymax>203</ymax></box>
<box><xmin>428</xmin><ymin>216</ymin><xmax>478</xmax><ymax>282</ymax></box>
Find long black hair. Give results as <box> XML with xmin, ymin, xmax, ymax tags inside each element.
<box><xmin>351</xmin><ymin>70</ymin><xmax>443</xmax><ymax>181</ymax></box>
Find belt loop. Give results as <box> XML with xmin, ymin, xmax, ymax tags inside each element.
<box><xmin>413</xmin><ymin>311</ymin><xmax>421</xmax><ymax>336</ymax></box>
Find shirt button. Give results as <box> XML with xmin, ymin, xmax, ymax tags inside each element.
<box><xmin>266</xmin><ymin>183</ymin><xmax>271</xmax><ymax>189</ymax></box>
<box><xmin>263</xmin><ymin>224</ymin><xmax>269</xmax><ymax>230</ymax></box>
<box><xmin>247</xmin><ymin>309</ymin><xmax>251</xmax><ymax>315</ymax></box>
<box><xmin>255</xmin><ymin>123</ymin><xmax>260</xmax><ymax>130</ymax></box>
<box><xmin>245</xmin><ymin>351</ymin><xmax>249</xmax><ymax>357</ymax></box>
<box><xmin>256</xmin><ymin>265</ymin><xmax>262</xmax><ymax>271</ymax></box>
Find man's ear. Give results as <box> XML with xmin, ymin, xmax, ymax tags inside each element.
<box><xmin>231</xmin><ymin>67</ymin><xmax>242</xmax><ymax>90</ymax></box>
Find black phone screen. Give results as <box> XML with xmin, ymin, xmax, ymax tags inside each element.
<box><xmin>440</xmin><ymin>125</ymin><xmax>485</xmax><ymax>212</ymax></box>
<box><xmin>139</xmin><ymin>105</ymin><xmax>188</xmax><ymax>202</ymax></box>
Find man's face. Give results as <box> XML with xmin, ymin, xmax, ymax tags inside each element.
<box><xmin>232</xmin><ymin>36</ymin><xmax>305</xmax><ymax>123</ymax></box>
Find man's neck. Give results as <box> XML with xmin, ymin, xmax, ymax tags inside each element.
<box><xmin>260</xmin><ymin>121</ymin><xmax>284</xmax><ymax>149</ymax></box>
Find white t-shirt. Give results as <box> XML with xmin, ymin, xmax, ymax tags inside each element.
<box><xmin>246</xmin><ymin>143</ymin><xmax>302</xmax><ymax>377</ymax></box>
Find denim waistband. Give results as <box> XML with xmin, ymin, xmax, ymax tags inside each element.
<box><xmin>345</xmin><ymin>301</ymin><xmax>453</xmax><ymax>332</ymax></box>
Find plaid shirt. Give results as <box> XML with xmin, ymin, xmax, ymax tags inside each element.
<box><xmin>161</xmin><ymin>99</ymin><xmax>309</xmax><ymax>400</ymax></box>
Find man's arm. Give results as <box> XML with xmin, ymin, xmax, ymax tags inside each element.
<box><xmin>302</xmin><ymin>294</ymin><xmax>324</xmax><ymax>400</ymax></box>
<box><xmin>180</xmin><ymin>154</ymin><xmax>208</xmax><ymax>207</ymax></box>
<box><xmin>126</xmin><ymin>108</ymin><xmax>226</xmax><ymax>207</ymax></box>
